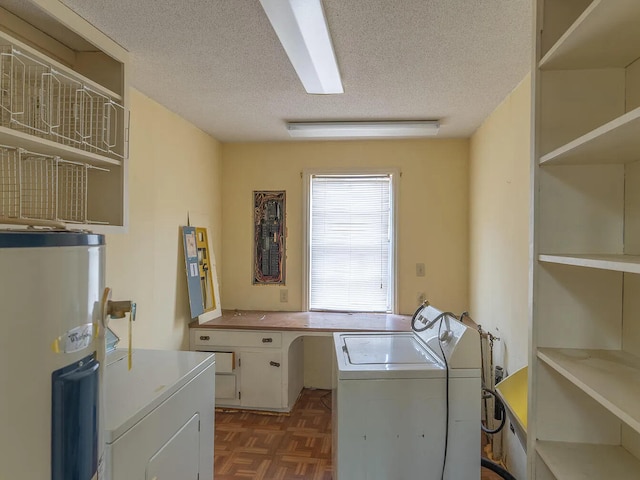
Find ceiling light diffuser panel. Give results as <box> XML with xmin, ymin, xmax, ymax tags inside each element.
<box><xmin>260</xmin><ymin>0</ymin><xmax>343</xmax><ymax>94</ymax></box>
<box><xmin>287</xmin><ymin>121</ymin><xmax>441</xmax><ymax>138</ymax></box>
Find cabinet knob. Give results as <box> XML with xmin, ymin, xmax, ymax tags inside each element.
<box><xmin>262</xmin><ymin>337</ymin><xmax>273</xmax><ymax>343</ymax></box>
<box><xmin>199</xmin><ymin>335</ymin><xmax>210</xmax><ymax>341</ymax></box>
<box><xmin>270</xmin><ymin>361</ymin><xmax>281</xmax><ymax>367</ymax></box>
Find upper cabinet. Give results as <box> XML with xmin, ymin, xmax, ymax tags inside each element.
<box><xmin>530</xmin><ymin>1</ymin><xmax>640</xmax><ymax>479</ymax></box>
<box><xmin>0</xmin><ymin>0</ymin><xmax>129</xmax><ymax>230</ymax></box>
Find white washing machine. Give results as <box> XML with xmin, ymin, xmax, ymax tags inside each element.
<box><xmin>333</xmin><ymin>305</ymin><xmax>481</xmax><ymax>480</ymax></box>
<box><xmin>104</xmin><ymin>349</ymin><xmax>215</xmax><ymax>480</ymax></box>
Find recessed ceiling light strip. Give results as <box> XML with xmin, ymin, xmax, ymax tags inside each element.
<box><xmin>260</xmin><ymin>0</ymin><xmax>343</xmax><ymax>94</ymax></box>
<box><xmin>287</xmin><ymin>121</ymin><xmax>441</xmax><ymax>138</ymax></box>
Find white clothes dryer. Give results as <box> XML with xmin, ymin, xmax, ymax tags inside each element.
<box><xmin>103</xmin><ymin>349</ymin><xmax>215</xmax><ymax>480</ymax></box>
<box><xmin>333</xmin><ymin>305</ymin><xmax>481</xmax><ymax>480</ymax></box>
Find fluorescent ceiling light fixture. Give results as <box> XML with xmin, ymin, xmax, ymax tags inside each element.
<box><xmin>287</xmin><ymin>121</ymin><xmax>441</xmax><ymax>138</ymax></box>
<box><xmin>260</xmin><ymin>0</ymin><xmax>343</xmax><ymax>94</ymax></box>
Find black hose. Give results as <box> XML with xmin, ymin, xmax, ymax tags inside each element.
<box><xmin>481</xmin><ymin>458</ymin><xmax>517</xmax><ymax>480</ymax></box>
<box><xmin>411</xmin><ymin>302</ymin><xmax>428</xmax><ymax>331</ymax></box>
<box><xmin>481</xmin><ymin>388</ymin><xmax>506</xmax><ymax>435</ymax></box>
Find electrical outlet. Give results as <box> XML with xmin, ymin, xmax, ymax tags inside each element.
<box><xmin>280</xmin><ymin>289</ymin><xmax>288</xmax><ymax>303</ymax></box>
<box><xmin>416</xmin><ymin>263</ymin><xmax>425</xmax><ymax>277</ymax></box>
<box><xmin>417</xmin><ymin>292</ymin><xmax>425</xmax><ymax>305</ymax></box>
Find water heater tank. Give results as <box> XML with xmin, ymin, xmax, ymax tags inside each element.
<box><xmin>0</xmin><ymin>230</ymin><xmax>106</xmax><ymax>480</ymax></box>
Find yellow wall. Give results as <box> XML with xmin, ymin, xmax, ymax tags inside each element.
<box><xmin>106</xmin><ymin>89</ymin><xmax>223</xmax><ymax>351</ymax></box>
<box><xmin>221</xmin><ymin>139</ymin><xmax>470</xmax><ymax>315</ymax></box>
<box><xmin>469</xmin><ymin>74</ymin><xmax>531</xmax><ymax>372</ymax></box>
<box><xmin>469</xmin><ymin>74</ymin><xmax>531</xmax><ymax>477</ymax></box>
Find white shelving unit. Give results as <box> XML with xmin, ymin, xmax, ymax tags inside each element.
<box><xmin>530</xmin><ymin>0</ymin><xmax>640</xmax><ymax>478</ymax></box>
<box><xmin>0</xmin><ymin>0</ymin><xmax>129</xmax><ymax>230</ymax></box>
<box><xmin>538</xmin><ymin>348</ymin><xmax>640</xmax><ymax>431</ymax></box>
<box><xmin>536</xmin><ymin>441</ymin><xmax>640</xmax><ymax>480</ymax></box>
<box><xmin>538</xmin><ymin>0</ymin><xmax>640</xmax><ymax>69</ymax></box>
<box><xmin>539</xmin><ymin>254</ymin><xmax>640</xmax><ymax>274</ymax></box>
<box><xmin>539</xmin><ymin>107</ymin><xmax>640</xmax><ymax>165</ymax></box>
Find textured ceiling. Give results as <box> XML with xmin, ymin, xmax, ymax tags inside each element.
<box><xmin>56</xmin><ymin>0</ymin><xmax>531</xmax><ymax>142</ymax></box>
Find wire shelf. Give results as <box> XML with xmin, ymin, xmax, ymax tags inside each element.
<box><xmin>0</xmin><ymin>45</ymin><xmax>127</xmax><ymax>161</ymax></box>
<box><xmin>0</xmin><ymin>144</ymin><xmax>108</xmax><ymax>224</ymax></box>
<box><xmin>20</xmin><ymin>152</ymin><xmax>57</xmax><ymax>220</ymax></box>
<box><xmin>49</xmin><ymin>70</ymin><xmax>84</xmax><ymax>148</ymax></box>
<box><xmin>0</xmin><ymin>46</ymin><xmax>12</xmax><ymax>131</ymax></box>
<box><xmin>0</xmin><ymin>46</ymin><xmax>50</xmax><ymax>138</ymax></box>
<box><xmin>0</xmin><ymin>145</ymin><xmax>19</xmax><ymax>218</ymax></box>
<box><xmin>76</xmin><ymin>86</ymin><xmax>117</xmax><ymax>158</ymax></box>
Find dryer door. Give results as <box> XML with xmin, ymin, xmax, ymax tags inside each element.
<box><xmin>146</xmin><ymin>414</ymin><xmax>200</xmax><ymax>480</ymax></box>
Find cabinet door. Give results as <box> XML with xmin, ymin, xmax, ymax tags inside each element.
<box><xmin>215</xmin><ymin>375</ymin><xmax>237</xmax><ymax>400</ymax></box>
<box><xmin>240</xmin><ymin>351</ymin><xmax>282</xmax><ymax>409</ymax></box>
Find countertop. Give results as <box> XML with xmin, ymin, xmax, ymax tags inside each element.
<box><xmin>190</xmin><ymin>310</ymin><xmax>412</xmax><ymax>333</ymax></box>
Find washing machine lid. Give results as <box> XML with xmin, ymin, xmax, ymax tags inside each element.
<box><xmin>334</xmin><ymin>332</ymin><xmax>446</xmax><ymax>379</ymax></box>
<box><xmin>343</xmin><ymin>334</ymin><xmax>438</xmax><ymax>365</ymax></box>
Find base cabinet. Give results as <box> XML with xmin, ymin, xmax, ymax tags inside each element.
<box><xmin>191</xmin><ymin>328</ymin><xmax>289</xmax><ymax>411</ymax></box>
<box><xmin>191</xmin><ymin>328</ymin><xmax>304</xmax><ymax>412</ymax></box>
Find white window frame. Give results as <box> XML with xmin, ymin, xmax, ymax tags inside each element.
<box><xmin>302</xmin><ymin>168</ymin><xmax>399</xmax><ymax>313</ymax></box>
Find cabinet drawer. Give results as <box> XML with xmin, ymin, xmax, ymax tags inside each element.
<box><xmin>194</xmin><ymin>330</ymin><xmax>282</xmax><ymax>348</ymax></box>
<box><xmin>214</xmin><ymin>352</ymin><xmax>235</xmax><ymax>373</ymax></box>
<box><xmin>215</xmin><ymin>375</ymin><xmax>237</xmax><ymax>400</ymax></box>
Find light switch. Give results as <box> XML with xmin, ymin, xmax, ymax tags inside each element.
<box><xmin>280</xmin><ymin>289</ymin><xmax>289</xmax><ymax>302</ymax></box>
<box><xmin>416</xmin><ymin>263</ymin><xmax>425</xmax><ymax>277</ymax></box>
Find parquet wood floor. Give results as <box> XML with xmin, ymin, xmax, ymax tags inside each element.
<box><xmin>214</xmin><ymin>388</ymin><xmax>505</xmax><ymax>480</ymax></box>
<box><xmin>215</xmin><ymin>389</ymin><xmax>332</xmax><ymax>480</ymax></box>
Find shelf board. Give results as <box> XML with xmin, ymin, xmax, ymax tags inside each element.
<box><xmin>0</xmin><ymin>127</ymin><xmax>121</xmax><ymax>167</ymax></box>
<box><xmin>537</xmin><ymin>441</ymin><xmax>640</xmax><ymax>479</ymax></box>
<box><xmin>538</xmin><ymin>348</ymin><xmax>640</xmax><ymax>433</ymax></box>
<box><xmin>539</xmin><ymin>107</ymin><xmax>640</xmax><ymax>165</ymax></box>
<box><xmin>539</xmin><ymin>0</ymin><xmax>640</xmax><ymax>70</ymax></box>
<box><xmin>539</xmin><ymin>253</ymin><xmax>640</xmax><ymax>274</ymax></box>
<box><xmin>0</xmin><ymin>29</ymin><xmax>123</xmax><ymax>101</ymax></box>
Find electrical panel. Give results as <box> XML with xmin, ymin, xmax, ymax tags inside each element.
<box><xmin>253</xmin><ymin>191</ymin><xmax>285</xmax><ymax>284</ymax></box>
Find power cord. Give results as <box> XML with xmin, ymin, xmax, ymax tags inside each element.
<box><xmin>481</xmin><ymin>458</ymin><xmax>517</xmax><ymax>480</ymax></box>
<box><xmin>436</xmin><ymin>314</ymin><xmax>451</xmax><ymax>480</ymax></box>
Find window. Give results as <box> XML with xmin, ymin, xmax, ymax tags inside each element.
<box><xmin>304</xmin><ymin>171</ymin><xmax>397</xmax><ymax>313</ymax></box>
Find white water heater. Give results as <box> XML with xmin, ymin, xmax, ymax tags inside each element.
<box><xmin>0</xmin><ymin>230</ymin><xmax>108</xmax><ymax>480</ymax></box>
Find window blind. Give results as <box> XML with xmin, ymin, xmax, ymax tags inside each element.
<box><xmin>310</xmin><ymin>175</ymin><xmax>392</xmax><ymax>312</ymax></box>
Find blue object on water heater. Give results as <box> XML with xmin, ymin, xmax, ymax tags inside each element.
<box><xmin>51</xmin><ymin>353</ymin><xmax>100</xmax><ymax>480</ymax></box>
